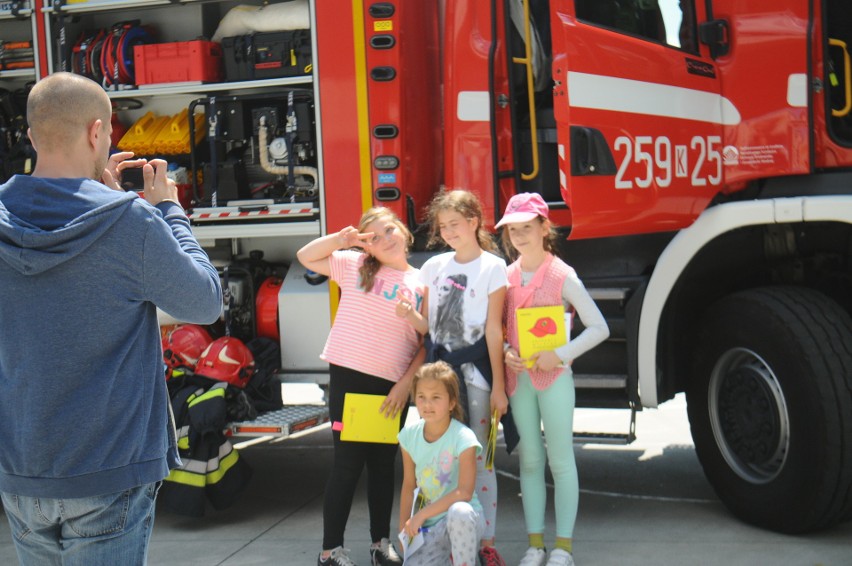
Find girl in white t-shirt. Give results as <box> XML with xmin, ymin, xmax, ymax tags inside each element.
<box><xmin>298</xmin><ymin>207</ymin><xmax>425</xmax><ymax>566</ymax></box>
<box><xmin>396</xmin><ymin>189</ymin><xmax>508</xmax><ymax>566</ymax></box>
<box><xmin>398</xmin><ymin>361</ymin><xmax>484</xmax><ymax>566</ymax></box>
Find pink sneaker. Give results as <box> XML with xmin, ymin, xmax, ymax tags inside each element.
<box><xmin>478</xmin><ymin>546</ymin><xmax>507</xmax><ymax>566</ymax></box>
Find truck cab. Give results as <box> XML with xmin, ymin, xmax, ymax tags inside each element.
<box><xmin>439</xmin><ymin>0</ymin><xmax>852</xmax><ymax>533</ymax></box>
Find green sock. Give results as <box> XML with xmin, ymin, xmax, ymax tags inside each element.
<box><xmin>528</xmin><ymin>533</ymin><xmax>545</xmax><ymax>549</ymax></box>
<box><xmin>555</xmin><ymin>537</ymin><xmax>572</xmax><ymax>553</ymax></box>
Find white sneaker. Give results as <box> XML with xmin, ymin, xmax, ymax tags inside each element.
<box><xmin>318</xmin><ymin>546</ymin><xmax>357</xmax><ymax>566</ymax></box>
<box><xmin>545</xmin><ymin>549</ymin><xmax>574</xmax><ymax>566</ymax></box>
<box><xmin>518</xmin><ymin>546</ymin><xmax>547</xmax><ymax>566</ymax></box>
<box><xmin>370</xmin><ymin>537</ymin><xmax>402</xmax><ymax>566</ymax></box>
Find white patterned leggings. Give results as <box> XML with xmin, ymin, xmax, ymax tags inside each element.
<box><xmin>405</xmin><ymin>501</ymin><xmax>485</xmax><ymax>566</ymax></box>
<box><xmin>466</xmin><ymin>383</ymin><xmax>498</xmax><ymax>540</ymax></box>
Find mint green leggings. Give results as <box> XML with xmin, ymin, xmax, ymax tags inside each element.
<box><xmin>509</xmin><ymin>371</ymin><xmax>578</xmax><ymax>538</ymax></box>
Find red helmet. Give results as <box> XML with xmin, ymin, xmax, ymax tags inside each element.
<box><xmin>163</xmin><ymin>324</ymin><xmax>213</xmax><ymax>372</ymax></box>
<box><xmin>194</xmin><ymin>336</ymin><xmax>256</xmax><ymax>388</ymax></box>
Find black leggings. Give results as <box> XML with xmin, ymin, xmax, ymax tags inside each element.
<box><xmin>322</xmin><ymin>364</ymin><xmax>410</xmax><ymax>550</ymax></box>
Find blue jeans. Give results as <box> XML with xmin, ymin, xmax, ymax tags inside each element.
<box><xmin>1</xmin><ymin>482</ymin><xmax>159</xmax><ymax>566</ymax></box>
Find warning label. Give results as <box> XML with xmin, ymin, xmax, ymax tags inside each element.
<box><xmin>737</xmin><ymin>145</ymin><xmax>784</xmax><ymax>166</ymax></box>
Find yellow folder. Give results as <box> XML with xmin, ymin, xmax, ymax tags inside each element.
<box><xmin>485</xmin><ymin>410</ymin><xmax>499</xmax><ymax>470</ymax></box>
<box><xmin>340</xmin><ymin>393</ymin><xmax>400</xmax><ymax>444</ymax></box>
<box><xmin>516</xmin><ymin>305</ymin><xmax>568</xmax><ymax>367</ymax></box>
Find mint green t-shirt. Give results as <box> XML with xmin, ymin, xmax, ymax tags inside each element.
<box><xmin>398</xmin><ymin>418</ymin><xmax>483</xmax><ymax>527</ymax></box>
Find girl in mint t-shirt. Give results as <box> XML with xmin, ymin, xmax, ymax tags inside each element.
<box><xmin>396</xmin><ymin>189</ymin><xmax>509</xmax><ymax>566</ymax></box>
<box><xmin>398</xmin><ymin>361</ymin><xmax>484</xmax><ymax>566</ymax></box>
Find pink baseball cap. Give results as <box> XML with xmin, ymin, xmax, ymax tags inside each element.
<box><xmin>495</xmin><ymin>192</ymin><xmax>549</xmax><ymax>228</ymax></box>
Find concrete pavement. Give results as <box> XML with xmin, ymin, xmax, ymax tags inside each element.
<box><xmin>1</xmin><ymin>393</ymin><xmax>850</xmax><ymax>565</ymax></box>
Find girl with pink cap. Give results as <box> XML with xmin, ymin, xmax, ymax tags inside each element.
<box><xmin>498</xmin><ymin>193</ymin><xmax>610</xmax><ymax>566</ymax></box>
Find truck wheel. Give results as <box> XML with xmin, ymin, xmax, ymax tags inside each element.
<box><xmin>686</xmin><ymin>286</ymin><xmax>852</xmax><ymax>533</ymax></box>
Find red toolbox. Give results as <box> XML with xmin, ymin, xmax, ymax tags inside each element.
<box><xmin>133</xmin><ymin>40</ymin><xmax>223</xmax><ymax>85</ymax></box>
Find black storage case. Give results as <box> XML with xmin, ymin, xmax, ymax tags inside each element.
<box><xmin>222</xmin><ymin>30</ymin><xmax>312</xmax><ymax>82</ymax></box>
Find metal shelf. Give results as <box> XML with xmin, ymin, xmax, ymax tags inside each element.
<box><xmin>0</xmin><ymin>8</ymin><xmax>32</xmax><ymax>18</ymax></box>
<box><xmin>0</xmin><ymin>68</ymin><xmax>36</xmax><ymax>79</ymax></box>
<box><xmin>104</xmin><ymin>75</ymin><xmax>312</xmax><ymax>99</ymax></box>
<box><xmin>227</xmin><ymin>404</ymin><xmax>329</xmax><ymax>438</ymax></box>
<box><xmin>191</xmin><ymin>219</ymin><xmax>320</xmax><ymax>241</ymax></box>
<box><xmin>41</xmin><ymin>0</ymin><xmax>206</xmax><ymax>15</ymax></box>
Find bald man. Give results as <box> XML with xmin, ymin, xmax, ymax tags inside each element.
<box><xmin>0</xmin><ymin>72</ymin><xmax>223</xmax><ymax>565</ymax></box>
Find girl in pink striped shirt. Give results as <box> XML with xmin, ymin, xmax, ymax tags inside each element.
<box><xmin>298</xmin><ymin>207</ymin><xmax>426</xmax><ymax>566</ymax></box>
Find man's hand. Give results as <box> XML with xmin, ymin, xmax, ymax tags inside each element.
<box><xmin>142</xmin><ymin>159</ymin><xmax>180</xmax><ymax>206</ymax></box>
<box><xmin>101</xmin><ymin>151</ymin><xmax>147</xmax><ymax>191</ymax></box>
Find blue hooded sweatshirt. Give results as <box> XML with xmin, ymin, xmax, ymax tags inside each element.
<box><xmin>0</xmin><ymin>175</ymin><xmax>222</xmax><ymax>498</ymax></box>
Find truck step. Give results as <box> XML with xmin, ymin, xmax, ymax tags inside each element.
<box><xmin>574</xmin><ymin>373</ymin><xmax>627</xmax><ymax>389</ymax></box>
<box><xmin>574</xmin><ymin>404</ymin><xmax>637</xmax><ymax>445</ymax></box>
<box><xmin>227</xmin><ymin>404</ymin><xmax>329</xmax><ymax>438</ymax></box>
<box><xmin>573</xmin><ymin>431</ymin><xmax>634</xmax><ymax>445</ymax></box>
<box><xmin>587</xmin><ymin>287</ymin><xmax>630</xmax><ymax>302</ymax></box>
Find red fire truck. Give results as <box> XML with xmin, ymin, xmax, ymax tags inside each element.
<box><xmin>2</xmin><ymin>0</ymin><xmax>850</xmax><ymax>535</ymax></box>
<box><xmin>307</xmin><ymin>0</ymin><xmax>851</xmax><ymax>534</ymax></box>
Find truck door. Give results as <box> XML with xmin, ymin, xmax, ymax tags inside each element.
<box><xmin>551</xmin><ymin>0</ymin><xmax>730</xmax><ymax>239</ymax></box>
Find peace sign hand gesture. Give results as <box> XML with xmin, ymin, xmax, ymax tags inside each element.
<box><xmin>337</xmin><ymin>226</ymin><xmax>374</xmax><ymax>249</ymax></box>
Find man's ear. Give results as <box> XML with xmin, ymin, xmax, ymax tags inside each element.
<box><xmin>26</xmin><ymin>127</ymin><xmax>38</xmax><ymax>152</ymax></box>
<box><xmin>88</xmin><ymin>118</ymin><xmax>103</xmax><ymax>150</ymax></box>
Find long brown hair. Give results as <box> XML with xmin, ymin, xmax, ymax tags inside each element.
<box><xmin>499</xmin><ymin>216</ymin><xmax>559</xmax><ymax>261</ymax></box>
<box><xmin>412</xmin><ymin>361</ymin><xmax>465</xmax><ymax>422</ymax></box>
<box><xmin>356</xmin><ymin>207</ymin><xmax>413</xmax><ymax>292</ymax></box>
<box><xmin>425</xmin><ymin>189</ymin><xmax>497</xmax><ymax>253</ymax></box>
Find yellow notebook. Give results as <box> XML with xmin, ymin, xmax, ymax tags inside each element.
<box><xmin>340</xmin><ymin>393</ymin><xmax>400</xmax><ymax>444</ymax></box>
<box><xmin>485</xmin><ymin>410</ymin><xmax>499</xmax><ymax>470</ymax></box>
<box><xmin>516</xmin><ymin>305</ymin><xmax>568</xmax><ymax>367</ymax></box>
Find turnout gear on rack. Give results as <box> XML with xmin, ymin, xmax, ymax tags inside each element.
<box><xmin>158</xmin><ymin>379</ymin><xmax>253</xmax><ymax>517</ymax></box>
<box><xmin>244</xmin><ymin>336</ymin><xmax>284</xmax><ymax>413</ymax></box>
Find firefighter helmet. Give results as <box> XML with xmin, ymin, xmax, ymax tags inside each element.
<box><xmin>163</xmin><ymin>324</ymin><xmax>213</xmax><ymax>372</ymax></box>
<box><xmin>194</xmin><ymin>336</ymin><xmax>256</xmax><ymax>388</ymax></box>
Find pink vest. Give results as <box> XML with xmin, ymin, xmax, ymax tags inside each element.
<box><xmin>504</xmin><ymin>253</ymin><xmax>572</xmax><ymax>396</ymax></box>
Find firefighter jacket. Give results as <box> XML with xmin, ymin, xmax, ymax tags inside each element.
<box><xmin>158</xmin><ymin>379</ymin><xmax>253</xmax><ymax>517</ymax></box>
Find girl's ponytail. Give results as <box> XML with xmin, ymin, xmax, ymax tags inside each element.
<box><xmin>476</xmin><ymin>223</ymin><xmax>498</xmax><ymax>254</ymax></box>
<box><xmin>359</xmin><ymin>253</ymin><xmax>382</xmax><ymax>292</ymax></box>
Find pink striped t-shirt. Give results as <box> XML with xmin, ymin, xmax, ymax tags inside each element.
<box><xmin>320</xmin><ymin>250</ymin><xmax>425</xmax><ymax>382</ymax></box>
